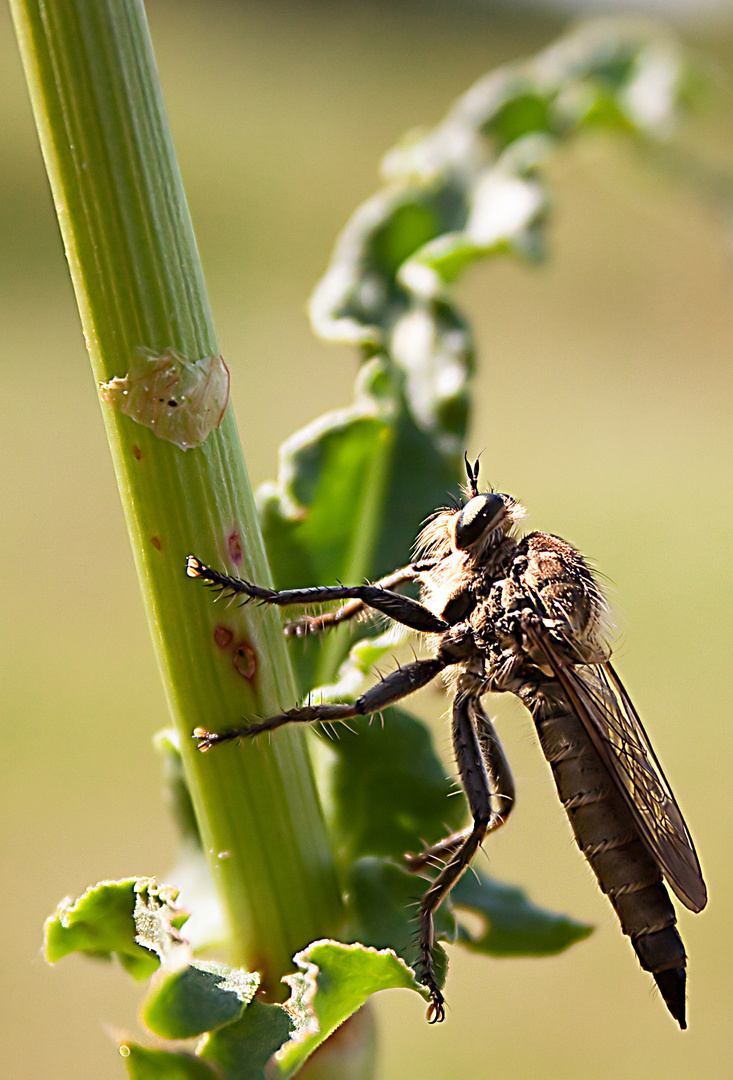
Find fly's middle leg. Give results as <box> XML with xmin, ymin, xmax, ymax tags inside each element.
<box><xmin>415</xmin><ymin>696</ymin><xmax>513</xmax><ymax>1022</ymax></box>
<box><xmin>194</xmin><ymin>656</ymin><xmax>449</xmax><ymax>749</ymax></box>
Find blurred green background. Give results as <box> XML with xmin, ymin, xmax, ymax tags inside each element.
<box><xmin>2</xmin><ymin>1</ymin><xmax>733</xmax><ymax>1077</ymax></box>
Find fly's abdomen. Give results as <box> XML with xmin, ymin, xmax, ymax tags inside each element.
<box><xmin>530</xmin><ymin>689</ymin><xmax>688</xmax><ymax>1026</ymax></box>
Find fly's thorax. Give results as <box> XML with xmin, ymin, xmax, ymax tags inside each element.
<box><xmin>515</xmin><ymin>532</ymin><xmax>611</xmax><ymax>664</ymax></box>
<box><xmin>418</xmin><ymin>532</ymin><xmax>521</xmax><ymax>626</ymax></box>
<box><xmin>438</xmin><ymin>647</ymin><xmax>485</xmax><ymax>698</ymax></box>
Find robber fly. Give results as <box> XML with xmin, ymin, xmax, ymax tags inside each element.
<box><xmin>186</xmin><ymin>456</ymin><xmax>706</xmax><ymax>1027</ymax></box>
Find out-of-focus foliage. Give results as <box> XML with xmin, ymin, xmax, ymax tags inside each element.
<box><xmin>452</xmin><ymin>870</ymin><xmax>595</xmax><ymax>957</ymax></box>
<box><xmin>260</xmin><ymin>19</ymin><xmax>705</xmax><ymax>693</ymax></box>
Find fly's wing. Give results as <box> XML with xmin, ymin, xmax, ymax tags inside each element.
<box><xmin>526</xmin><ymin>623</ymin><xmax>707</xmax><ymax>914</ymax></box>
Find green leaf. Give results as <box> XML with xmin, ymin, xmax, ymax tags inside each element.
<box><xmin>310</xmin><ymin>190</ymin><xmax>475</xmax><ymax>464</ymax></box>
<box><xmin>452</xmin><ymin>870</ymin><xmax>594</xmax><ymax>957</ymax></box>
<box><xmin>258</xmin><ymin>400</ymin><xmax>389</xmax><ymax>592</ymax></box>
<box><xmin>273</xmin><ymin>940</ymin><xmax>421</xmax><ymax>1079</ymax></box>
<box><xmin>258</xmin><ymin>360</ymin><xmax>464</xmax><ymax>692</ymax></box>
<box><xmin>371</xmin><ymin>201</ymin><xmax>440</xmax><ymax>277</ymax></box>
<box><xmin>199</xmin><ymin>999</ymin><xmax>294</xmax><ymax>1080</ymax></box>
<box><xmin>365</xmin><ymin>402</ymin><xmax>463</xmax><ymax>578</ymax></box>
<box><xmin>486</xmin><ymin>93</ymin><xmax>551</xmax><ymax>148</ymax></box>
<box><xmin>259</xmin><ymin>358</ymin><xmax>464</xmax><ymax>595</ymax></box>
<box><xmin>44</xmin><ymin>878</ymin><xmax>188</xmax><ymax>980</ymax></box>
<box><xmin>309</xmin><ymin>187</ymin><xmax>453</xmax><ymax>351</ymax></box>
<box><xmin>120</xmin><ymin>1043</ymin><xmax>218</xmax><ymax>1080</ymax></box>
<box><xmin>142</xmin><ymin>961</ymin><xmax>260</xmax><ymax>1040</ymax></box>
<box><xmin>317</xmin><ymin>707</ymin><xmax>466</xmax><ymax>862</ymax></box>
<box><xmin>310</xmin><ymin>21</ymin><xmax>699</xmax><ymax>453</ymax></box>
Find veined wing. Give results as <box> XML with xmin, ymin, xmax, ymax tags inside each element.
<box><xmin>526</xmin><ymin>623</ymin><xmax>707</xmax><ymax>914</ymax></box>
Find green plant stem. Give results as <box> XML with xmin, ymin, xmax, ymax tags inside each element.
<box><xmin>10</xmin><ymin>0</ymin><xmax>342</xmax><ymax>992</ymax></box>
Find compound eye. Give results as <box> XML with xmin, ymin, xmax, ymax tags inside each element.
<box><xmin>454</xmin><ymin>493</ymin><xmax>506</xmax><ymax>550</ymax></box>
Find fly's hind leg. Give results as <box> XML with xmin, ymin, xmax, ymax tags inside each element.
<box><xmin>194</xmin><ymin>655</ymin><xmax>450</xmax><ymax>749</ymax></box>
<box><xmin>414</xmin><ymin>697</ymin><xmax>515</xmax><ymax>1022</ymax></box>
<box><xmin>406</xmin><ymin>700</ymin><xmax>515</xmax><ymax>871</ymax></box>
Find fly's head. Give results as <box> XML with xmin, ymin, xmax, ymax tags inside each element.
<box><xmin>415</xmin><ymin>455</ymin><xmax>525</xmax><ymax>566</ymax></box>
<box><xmin>454</xmin><ymin>454</ymin><xmax>525</xmax><ymax>561</ymax></box>
<box><xmin>452</xmin><ymin>489</ymin><xmax>524</xmax><ymax>556</ymax></box>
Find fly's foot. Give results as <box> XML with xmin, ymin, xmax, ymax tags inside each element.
<box><xmin>404</xmin><ymin>829</ymin><xmax>472</xmax><ymax>872</ymax></box>
<box><xmin>194</xmin><ymin>715</ymin><xmax>283</xmax><ymax>749</ymax></box>
<box><xmin>416</xmin><ymin>948</ymin><xmax>447</xmax><ymax>1023</ymax></box>
<box><xmin>423</xmin><ymin>975</ymin><xmax>446</xmax><ymax>1024</ymax></box>
<box><xmin>185</xmin><ymin>555</ymin><xmax>208</xmax><ymax>579</ymax></box>
<box><xmin>284</xmin><ymin>617</ymin><xmax>318</xmax><ymax>638</ymax></box>
<box><xmin>426</xmin><ymin>987</ymin><xmax>446</xmax><ymax>1024</ymax></box>
<box><xmin>193</xmin><ymin>726</ymin><xmax>238</xmax><ymax>752</ymax></box>
<box><xmin>185</xmin><ymin>555</ymin><xmax>261</xmax><ymax>604</ymax></box>
<box><xmin>403</xmin><ymin>848</ymin><xmax>432</xmax><ymax>872</ymax></box>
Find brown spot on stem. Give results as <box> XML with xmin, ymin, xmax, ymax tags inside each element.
<box><xmin>232</xmin><ymin>642</ymin><xmax>256</xmax><ymax>680</ymax></box>
<box><xmin>213</xmin><ymin>625</ymin><xmax>233</xmax><ymax>649</ymax></box>
<box><xmin>228</xmin><ymin>530</ymin><xmax>243</xmax><ymax>565</ymax></box>
<box><xmin>150</xmin><ymin>536</ymin><xmax>162</xmax><ymax>550</ymax></box>
<box><xmin>132</xmin><ymin>445</ymin><xmax>142</xmax><ymax>460</ymax></box>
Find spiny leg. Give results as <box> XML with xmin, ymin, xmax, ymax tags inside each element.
<box><xmin>406</xmin><ymin>700</ymin><xmax>515</xmax><ymax>872</ymax></box>
<box><xmin>415</xmin><ymin>695</ymin><xmax>513</xmax><ymax>1022</ymax></box>
<box><xmin>186</xmin><ymin>556</ymin><xmax>447</xmax><ymax>634</ymax></box>
<box><xmin>194</xmin><ymin>655</ymin><xmax>450</xmax><ymax>749</ymax></box>
<box><xmin>284</xmin><ymin>560</ymin><xmax>436</xmax><ymax>637</ymax></box>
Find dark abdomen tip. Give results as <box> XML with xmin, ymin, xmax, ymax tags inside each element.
<box><xmin>653</xmin><ymin>967</ymin><xmax>687</xmax><ymax>1029</ymax></box>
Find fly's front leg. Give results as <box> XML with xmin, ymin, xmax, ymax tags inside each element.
<box><xmin>285</xmin><ymin>561</ymin><xmax>435</xmax><ymax>637</ymax></box>
<box><xmin>415</xmin><ymin>695</ymin><xmax>510</xmax><ymax>1023</ymax></box>
<box><xmin>185</xmin><ymin>556</ymin><xmax>447</xmax><ymax>634</ymax></box>
<box><xmin>194</xmin><ymin>655</ymin><xmax>450</xmax><ymax>750</ymax></box>
<box><xmin>406</xmin><ymin>699</ymin><xmax>515</xmax><ymax>871</ymax></box>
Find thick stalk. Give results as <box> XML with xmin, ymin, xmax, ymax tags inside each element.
<box><xmin>10</xmin><ymin>0</ymin><xmax>343</xmax><ymax>992</ymax></box>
